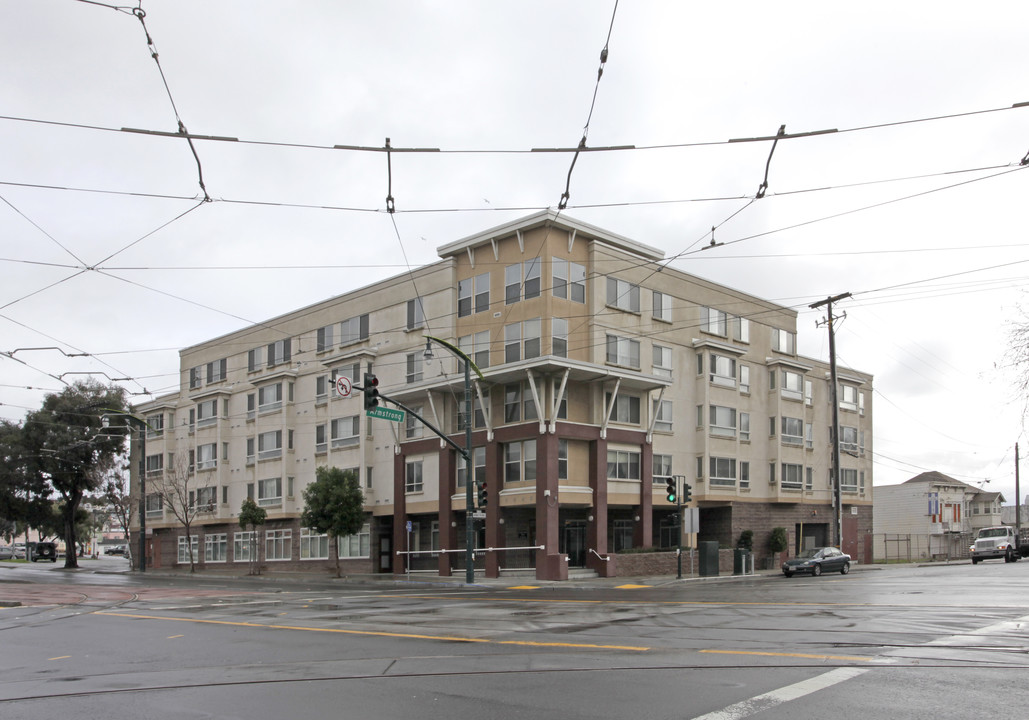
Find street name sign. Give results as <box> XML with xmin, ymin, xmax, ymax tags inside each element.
<box><xmin>367</xmin><ymin>406</ymin><xmax>405</xmax><ymax>423</ymax></box>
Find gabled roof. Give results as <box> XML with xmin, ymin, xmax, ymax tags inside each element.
<box><xmin>903</xmin><ymin>471</ymin><xmax>968</xmax><ymax>487</ymax></box>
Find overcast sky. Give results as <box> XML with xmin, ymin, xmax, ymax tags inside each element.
<box><xmin>2</xmin><ymin>1</ymin><xmax>1027</xmax><ymax>504</ymax></box>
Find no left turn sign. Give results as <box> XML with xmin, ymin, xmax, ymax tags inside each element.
<box><xmin>335</xmin><ymin>376</ymin><xmax>352</xmax><ymax>398</ymax></box>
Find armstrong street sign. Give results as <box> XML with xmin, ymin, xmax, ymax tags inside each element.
<box><xmin>366</xmin><ymin>406</ymin><xmax>405</xmax><ymax>423</ymax></box>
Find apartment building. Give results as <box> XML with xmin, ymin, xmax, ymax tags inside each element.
<box><xmin>130</xmin><ymin>210</ymin><xmax>874</xmax><ymax>580</ymax></box>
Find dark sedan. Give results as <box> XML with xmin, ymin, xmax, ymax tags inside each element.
<box><xmin>782</xmin><ymin>546</ymin><xmax>851</xmax><ymax>577</ymax></box>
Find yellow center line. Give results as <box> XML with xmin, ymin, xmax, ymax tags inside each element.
<box><xmin>95</xmin><ymin>611</ymin><xmax>649</xmax><ymax>652</ymax></box>
<box><xmin>48</xmin><ymin>655</ymin><xmax>71</xmax><ymax>661</ymax></box>
<box><xmin>700</xmin><ymin>649</ymin><xmax>875</xmax><ymax>663</ymax></box>
<box><xmin>167</xmin><ymin>634</ymin><xmax>184</xmax><ymax>639</ymax></box>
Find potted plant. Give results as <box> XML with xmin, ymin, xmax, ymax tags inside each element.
<box><xmin>768</xmin><ymin>527</ymin><xmax>788</xmax><ymax>569</ymax></box>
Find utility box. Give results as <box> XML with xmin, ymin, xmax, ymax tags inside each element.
<box><xmin>699</xmin><ymin>541</ymin><xmax>719</xmax><ymax>577</ymax></box>
<box><xmin>733</xmin><ymin>548</ymin><xmax>749</xmax><ymax>575</ymax></box>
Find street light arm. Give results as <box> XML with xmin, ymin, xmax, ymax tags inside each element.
<box><xmin>425</xmin><ymin>335</ymin><xmax>486</xmax><ymax>382</ymax></box>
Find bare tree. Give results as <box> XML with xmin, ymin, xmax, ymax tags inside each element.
<box><xmin>154</xmin><ymin>451</ymin><xmax>214</xmax><ymax>572</ymax></box>
<box><xmin>101</xmin><ymin>460</ymin><xmax>134</xmax><ymax>566</ymax></box>
<box><xmin>1009</xmin><ymin>304</ymin><xmax>1029</xmax><ymax>418</ymax></box>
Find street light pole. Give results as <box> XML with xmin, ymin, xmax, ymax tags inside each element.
<box><xmin>424</xmin><ymin>336</ymin><xmax>479</xmax><ymax>585</ymax></box>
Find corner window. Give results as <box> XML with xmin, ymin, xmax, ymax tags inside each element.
<box><xmin>702</xmin><ymin>307</ymin><xmax>727</xmax><ymax>337</ymax></box>
<box><xmin>772</xmin><ymin>329</ymin><xmax>795</xmax><ymax>354</ymax></box>
<box><xmin>341</xmin><ymin>314</ymin><xmax>369</xmax><ymax>345</ymax></box>
<box><xmin>606</xmin><ymin>335</ymin><xmax>640</xmax><ymax>368</ymax></box>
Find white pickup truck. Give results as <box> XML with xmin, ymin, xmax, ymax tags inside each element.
<box><xmin>970</xmin><ymin>526</ymin><xmax>1027</xmax><ymax>564</ymax></box>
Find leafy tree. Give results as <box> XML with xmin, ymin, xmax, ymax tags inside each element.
<box><xmin>238</xmin><ymin>497</ymin><xmax>267</xmax><ymax>576</ymax></box>
<box><xmin>769</xmin><ymin>527</ymin><xmax>788</xmax><ymax>555</ymax></box>
<box><xmin>20</xmin><ymin>380</ymin><xmax>128</xmax><ymax>569</ymax></box>
<box><xmin>154</xmin><ymin>451</ymin><xmax>213</xmax><ymax>572</ymax></box>
<box><xmin>301</xmin><ymin>466</ymin><xmax>365</xmax><ymax>577</ymax></box>
<box><xmin>737</xmin><ymin>530</ymin><xmax>754</xmax><ymax>551</ymax></box>
<box><xmin>0</xmin><ymin>419</ymin><xmax>50</xmax><ymax>531</ymax></box>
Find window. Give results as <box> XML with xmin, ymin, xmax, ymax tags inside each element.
<box><xmin>772</xmin><ymin>328</ymin><xmax>795</xmax><ymax>354</ymax></box>
<box><xmin>189</xmin><ymin>366</ymin><xmax>202</xmax><ymax>389</ymax></box>
<box><xmin>710</xmin><ymin>354</ymin><xmax>736</xmax><ymax>388</ymax></box>
<box><xmin>331</xmin><ymin>416</ymin><xmax>360</xmax><ymax>448</ymax></box>
<box><xmin>204</xmin><ymin>358</ymin><xmax>226</xmax><ymax>384</ymax></box>
<box><xmin>653</xmin><ymin>345</ymin><xmax>673</xmax><ymax>378</ymax></box>
<box><xmin>473</xmin><ymin>272</ymin><xmax>491</xmax><ymax>313</ymax></box>
<box><xmin>607</xmin><ymin>449</ymin><xmax>641</xmax><ymax>480</ymax></box>
<box><xmin>606</xmin><ymin>335</ymin><xmax>640</xmax><ymax>368</ymax></box>
<box><xmin>203</xmin><ymin>533</ymin><xmax>227</xmax><ymax>563</ymax></box>
<box><xmin>840</xmin><ymin>468</ymin><xmax>859</xmax><ymax>493</ymax></box>
<box><xmin>781</xmin><ymin>416</ymin><xmax>804</xmax><ymax>445</ymax></box>
<box><xmin>654</xmin><ymin>399</ymin><xmax>673</xmax><ymax>433</ymax></box>
<box><xmin>315</xmin><ymin>424</ymin><xmax>327</xmax><ymax>454</ymax></box>
<box><xmin>316</xmin><ymin>375</ymin><xmax>329</xmax><ymax>402</ymax></box>
<box><xmin>552</xmin><ymin>258</ymin><xmax>586</xmax><ymax>303</ymax></box>
<box><xmin>341</xmin><ymin>314</ymin><xmax>369</xmax><ymax>345</ymax></box>
<box><xmin>406</xmin><ymin>460</ymin><xmax>423</xmax><ymax>493</ymax></box>
<box><xmin>653</xmin><ymin>291</ymin><xmax>672</xmax><ymax>321</ymax></box>
<box><xmin>805</xmin><ymin>380</ymin><xmax>813</xmax><ymax>406</ymax></box>
<box><xmin>339</xmin><ymin>523</ymin><xmax>371</xmax><ymax>558</ymax></box>
<box><xmin>234</xmin><ymin>531</ymin><xmax>256</xmax><ymax>562</ymax></box>
<box><xmin>265</xmin><ymin>529</ymin><xmax>292</xmax><ymax>561</ymax></box>
<box><xmin>457</xmin><ymin>273</ymin><xmax>491</xmax><ymax>318</ymax></box>
<box><xmin>405</xmin><ymin>404</ymin><xmax>424</xmax><ymax>440</ymax></box>
<box><xmin>552</xmin><ymin>318</ymin><xmax>568</xmax><ymax>357</ymax></box>
<box><xmin>653</xmin><ymin>454</ymin><xmax>672</xmax><ymax>485</ymax></box>
<box><xmin>781</xmin><ymin>463</ymin><xmax>803</xmax><ymax>489</ymax></box>
<box><xmin>805</xmin><ymin>422</ymin><xmax>814</xmax><ymax>450</ymax></box>
<box><xmin>505</xmin><ymin>259</ymin><xmax>541</xmax><ymax>304</ymax></box>
<box><xmin>740</xmin><ymin>461</ymin><xmax>750</xmax><ymax>489</ymax></box>
<box><xmin>732</xmin><ymin>316</ymin><xmax>750</xmax><ymax>343</ymax></box>
<box><xmin>558</xmin><ymin>439</ymin><xmax>569</xmax><ymax>480</ymax></box>
<box><xmin>606</xmin><ymin>277</ymin><xmax>640</xmax><ymax>313</ymax></box>
<box><xmin>406</xmin><ymin>353</ymin><xmax>423</xmax><ymax>384</ymax></box>
<box><xmin>258</xmin><ymin>477</ymin><xmax>282</xmax><ymax>507</ymax></box>
<box><xmin>740</xmin><ymin>412</ymin><xmax>750</xmax><ymax>441</ymax></box>
<box><xmin>247</xmin><ymin>347</ymin><xmax>263</xmax><ymax>373</ymax></box>
<box><xmin>606</xmin><ymin>393</ymin><xmax>641</xmax><ymax>424</ymax></box>
<box><xmin>709</xmin><ymin>405</ymin><xmax>737</xmax><ymax>438</ymax></box>
<box><xmin>504</xmin><ymin>319</ymin><xmax>541</xmax><ymax>363</ymax></box>
<box><xmin>177</xmin><ymin>535</ymin><xmax>198</xmax><ymax>564</ymax></box>
<box><xmin>840</xmin><ymin>384</ymin><xmax>859</xmax><ymax>411</ymax></box>
<box><xmin>317</xmin><ymin>324</ymin><xmax>335</xmax><ymax>352</ymax></box>
<box><xmin>781</xmin><ymin>370</ymin><xmax>804</xmax><ymax>400</ymax></box>
<box><xmin>331</xmin><ymin>362</ymin><xmax>360</xmax><ymax>387</ymax></box>
<box><xmin>458</xmin><ymin>330</ymin><xmax>491</xmax><ymax>369</ymax></box>
<box><xmin>258</xmin><ymin>383</ymin><xmax>283</xmax><ymax>413</ymax></box>
<box><xmin>505</xmin><ymin>383</ymin><xmax>522</xmax><ymax>423</ymax></box>
<box><xmin>457</xmin><ymin>446</ymin><xmax>486</xmax><ymax>489</ymax></box>
<box><xmin>739</xmin><ymin>364</ymin><xmax>750</xmax><ymax>393</ymax></box>
<box><xmin>196</xmin><ymin>399</ymin><xmax>219</xmax><ymax>428</ymax></box>
<box><xmin>504</xmin><ymin>440</ymin><xmax>536</xmax><ymax>483</ymax></box>
<box><xmin>143</xmin><ymin>413</ymin><xmax>164</xmax><ymax>439</ymax></box>
<box><xmin>193</xmin><ymin>486</ymin><xmax>216</xmax><ymax>510</ymax></box>
<box><xmin>612</xmin><ymin>519</ymin><xmax>634</xmax><ymax>553</ymax></box>
<box><xmin>267</xmin><ymin>339</ymin><xmax>291</xmax><ymax>367</ymax></box>
<box><xmin>197</xmin><ymin>443</ymin><xmax>217</xmax><ymax>470</ymax></box>
<box><xmin>702</xmin><ymin>307</ymin><xmax>727</xmax><ymax>336</ymax></box>
<box><xmin>457</xmin><ymin>394</ymin><xmax>487</xmax><ymax>432</ymax></box>
<box><xmin>806</xmin><ymin>466</ymin><xmax>814</xmax><ymax>491</ymax></box>
<box><xmin>840</xmin><ymin>426</ymin><xmax>858</xmax><ymax>454</ymax></box>
<box><xmin>145</xmin><ymin>454</ymin><xmax>163</xmax><ymax>475</ymax></box>
<box><xmin>710</xmin><ymin>457</ymin><xmax>736</xmax><ymax>486</ymax></box>
<box><xmin>258</xmin><ymin>430</ymin><xmax>282</xmax><ymax>460</ymax></box>
<box><xmin>407</xmin><ymin>298</ymin><xmax>425</xmax><ymax>330</ymax></box>
<box><xmin>300</xmin><ymin>528</ymin><xmax>330</xmax><ymax>559</ymax></box>
<box><xmin>145</xmin><ymin>493</ymin><xmax>163</xmax><ymax>516</ymax></box>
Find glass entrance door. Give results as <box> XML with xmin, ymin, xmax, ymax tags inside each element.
<box><xmin>562</xmin><ymin>521</ymin><xmax>586</xmax><ymax>567</ymax></box>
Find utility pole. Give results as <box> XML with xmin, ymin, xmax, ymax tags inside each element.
<box><xmin>810</xmin><ymin>292</ymin><xmax>851</xmax><ymax>549</ymax></box>
<box><xmin>1015</xmin><ymin>442</ymin><xmax>1021</xmax><ymax>541</ymax></box>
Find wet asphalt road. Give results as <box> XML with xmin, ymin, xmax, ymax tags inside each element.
<box><xmin>2</xmin><ymin>557</ymin><xmax>1028</xmax><ymax>719</ymax></box>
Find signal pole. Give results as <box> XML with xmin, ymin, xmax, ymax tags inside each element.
<box><xmin>810</xmin><ymin>292</ymin><xmax>850</xmax><ymax>548</ymax></box>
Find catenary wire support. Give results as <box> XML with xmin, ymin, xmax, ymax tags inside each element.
<box><xmin>384</xmin><ymin>137</ymin><xmax>396</xmax><ymax>213</ymax></box>
<box><xmin>132</xmin><ymin>7</ymin><xmax>210</xmax><ymax>202</ymax></box>
<box><xmin>756</xmin><ymin>124</ymin><xmax>787</xmax><ymax>198</ymax></box>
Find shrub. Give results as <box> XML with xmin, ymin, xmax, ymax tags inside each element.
<box><xmin>769</xmin><ymin>527</ymin><xmax>788</xmax><ymax>554</ymax></box>
<box><xmin>737</xmin><ymin>530</ymin><xmax>754</xmax><ymax>551</ymax></box>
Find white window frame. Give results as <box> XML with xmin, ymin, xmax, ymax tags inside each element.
<box><xmin>331</xmin><ymin>415</ymin><xmax>360</xmax><ymax>448</ymax></box>
<box><xmin>653</xmin><ymin>290</ymin><xmax>672</xmax><ymax>321</ymax></box>
<box><xmin>258</xmin><ymin>477</ymin><xmax>282</xmax><ymax>507</ymax></box>
<box><xmin>338</xmin><ymin>523</ymin><xmax>371</xmax><ymax>558</ymax></box>
<box><xmin>406</xmin><ymin>460</ymin><xmax>423</xmax><ymax>493</ymax></box>
<box><xmin>205</xmin><ymin>533</ymin><xmax>227</xmax><ymax>563</ymax></box>
<box><xmin>177</xmin><ymin>535</ymin><xmax>198</xmax><ymax>564</ymax></box>
<box><xmin>703</xmin><ymin>307</ymin><xmax>727</xmax><ymax>337</ymax></box>
<box><xmin>653</xmin><ymin>345</ymin><xmax>673</xmax><ymax>378</ymax></box>
<box><xmin>710</xmin><ymin>354</ymin><xmax>736</xmax><ymax>388</ymax></box>
<box><xmin>709</xmin><ymin>405</ymin><xmax>737</xmax><ymax>438</ymax></box>
<box><xmin>258</xmin><ymin>430</ymin><xmax>282</xmax><ymax>460</ymax></box>
<box><xmin>300</xmin><ymin>528</ymin><xmax>330</xmax><ymax>560</ymax></box>
<box><xmin>606</xmin><ymin>277</ymin><xmax>640</xmax><ymax>313</ymax></box>
<box><xmin>257</xmin><ymin>383</ymin><xmax>283</xmax><ymax>413</ymax></box>
<box><xmin>654</xmin><ymin>399</ymin><xmax>673</xmax><ymax>433</ymax></box>
<box><xmin>606</xmin><ymin>335</ymin><xmax>640</xmax><ymax>369</ymax></box>
<box><xmin>234</xmin><ymin>531</ymin><xmax>256</xmax><ymax>562</ymax></box>
<box><xmin>265</xmin><ymin>528</ymin><xmax>292</xmax><ymax>561</ymax></box>
<box><xmin>709</xmin><ymin>457</ymin><xmax>737</xmax><ymax>487</ymax></box>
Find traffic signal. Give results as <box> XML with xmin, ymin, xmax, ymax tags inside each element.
<box><xmin>682</xmin><ymin>482</ymin><xmax>693</xmax><ymax>503</ymax></box>
<box><xmin>477</xmin><ymin>480</ymin><xmax>488</xmax><ymax>507</ymax></box>
<box><xmin>363</xmin><ymin>373</ymin><xmax>379</xmax><ymax>411</ymax></box>
<box><xmin>665</xmin><ymin>477</ymin><xmax>677</xmax><ymax>503</ymax></box>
